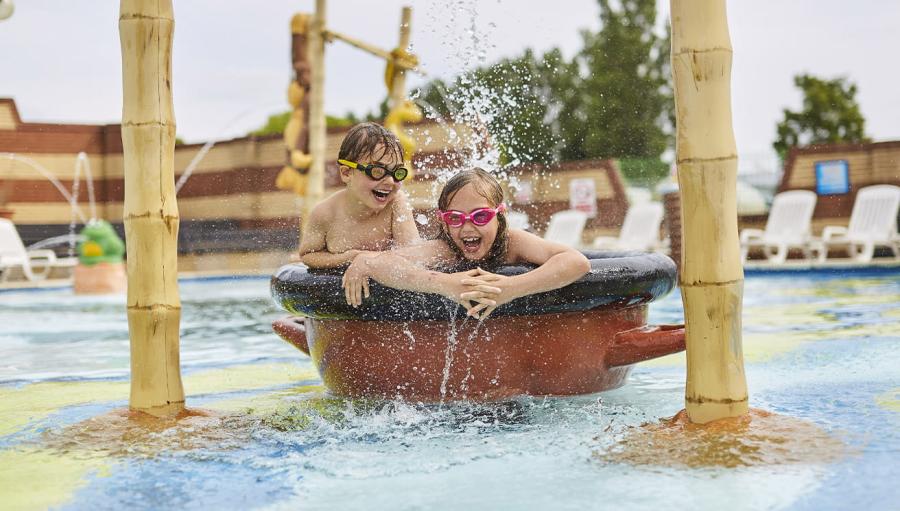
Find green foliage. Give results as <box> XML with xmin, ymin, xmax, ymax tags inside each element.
<box><xmin>251</xmin><ymin>111</ymin><xmax>358</xmax><ymax>136</ymax></box>
<box><xmin>573</xmin><ymin>0</ymin><xmax>671</xmax><ymax>162</ymax></box>
<box><xmin>618</xmin><ymin>157</ymin><xmax>669</xmax><ymax>187</ymax></box>
<box><xmin>417</xmin><ymin>48</ymin><xmax>571</xmax><ymax>166</ymax></box>
<box><xmin>773</xmin><ymin>74</ymin><xmax>868</xmax><ymax>161</ymax></box>
<box><xmin>412</xmin><ymin>0</ymin><xmax>672</xmax><ymax>181</ymax></box>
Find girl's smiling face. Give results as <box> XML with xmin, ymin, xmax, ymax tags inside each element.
<box><xmin>442</xmin><ymin>183</ymin><xmax>500</xmax><ymax>260</ymax></box>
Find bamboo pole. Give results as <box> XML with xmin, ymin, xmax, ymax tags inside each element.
<box><xmin>302</xmin><ymin>0</ymin><xmax>326</xmax><ymax>229</ymax></box>
<box><xmin>670</xmin><ymin>0</ymin><xmax>748</xmax><ymax>424</ymax></box>
<box><xmin>119</xmin><ymin>0</ymin><xmax>184</xmax><ymax>416</ymax></box>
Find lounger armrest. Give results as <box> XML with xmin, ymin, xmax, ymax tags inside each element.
<box><xmin>739</xmin><ymin>228</ymin><xmax>765</xmax><ymax>244</ymax></box>
<box><xmin>592</xmin><ymin>236</ymin><xmax>619</xmax><ymax>249</ymax></box>
<box><xmin>821</xmin><ymin>226</ymin><xmax>848</xmax><ymax>242</ymax></box>
<box><xmin>27</xmin><ymin>249</ymin><xmax>58</xmax><ymax>264</ymax></box>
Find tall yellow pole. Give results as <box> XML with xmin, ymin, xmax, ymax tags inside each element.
<box><xmin>670</xmin><ymin>0</ymin><xmax>748</xmax><ymax>424</ymax></box>
<box><xmin>388</xmin><ymin>7</ymin><xmax>412</xmax><ymax>113</ymax></box>
<box><xmin>303</xmin><ymin>0</ymin><xmax>327</xmax><ymax>228</ymax></box>
<box><xmin>119</xmin><ymin>0</ymin><xmax>184</xmax><ymax>416</ymax></box>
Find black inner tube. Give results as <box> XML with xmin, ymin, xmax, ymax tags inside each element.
<box><xmin>271</xmin><ymin>250</ymin><xmax>677</xmax><ymax>321</ymax></box>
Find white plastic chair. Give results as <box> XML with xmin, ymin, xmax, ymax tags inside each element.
<box><xmin>740</xmin><ymin>190</ymin><xmax>817</xmax><ymax>264</ymax></box>
<box><xmin>811</xmin><ymin>184</ymin><xmax>900</xmax><ymax>263</ymax></box>
<box><xmin>592</xmin><ymin>202</ymin><xmax>665</xmax><ymax>252</ymax></box>
<box><xmin>506</xmin><ymin>210</ymin><xmax>530</xmax><ymax>231</ymax></box>
<box><xmin>0</xmin><ymin>218</ymin><xmax>59</xmax><ymax>282</ymax></box>
<box><xmin>543</xmin><ymin>210</ymin><xmax>588</xmax><ymax>248</ymax></box>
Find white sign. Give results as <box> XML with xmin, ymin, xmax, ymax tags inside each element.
<box><xmin>569</xmin><ymin>178</ymin><xmax>597</xmax><ymax>218</ymax></box>
<box><xmin>513</xmin><ymin>179</ymin><xmax>533</xmax><ymax>204</ymax></box>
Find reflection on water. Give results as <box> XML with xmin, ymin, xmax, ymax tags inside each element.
<box><xmin>0</xmin><ymin>272</ymin><xmax>898</xmax><ymax>510</ymax></box>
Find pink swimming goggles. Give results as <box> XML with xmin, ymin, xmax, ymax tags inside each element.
<box><xmin>437</xmin><ymin>204</ymin><xmax>506</xmax><ymax>227</ymax></box>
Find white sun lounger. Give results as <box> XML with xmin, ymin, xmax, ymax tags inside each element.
<box><xmin>592</xmin><ymin>202</ymin><xmax>665</xmax><ymax>252</ymax></box>
<box><xmin>506</xmin><ymin>210</ymin><xmax>530</xmax><ymax>231</ymax></box>
<box><xmin>810</xmin><ymin>184</ymin><xmax>900</xmax><ymax>263</ymax></box>
<box><xmin>740</xmin><ymin>190</ymin><xmax>817</xmax><ymax>264</ymax></box>
<box><xmin>543</xmin><ymin>209</ymin><xmax>588</xmax><ymax>248</ymax></box>
<box><xmin>0</xmin><ymin>218</ymin><xmax>76</xmax><ymax>282</ymax></box>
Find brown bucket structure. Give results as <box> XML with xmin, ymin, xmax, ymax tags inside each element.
<box><xmin>271</xmin><ymin>251</ymin><xmax>684</xmax><ymax>401</ymax></box>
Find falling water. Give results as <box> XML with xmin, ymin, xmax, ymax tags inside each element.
<box><xmin>174</xmin><ymin>104</ymin><xmax>285</xmax><ymax>195</ymax></box>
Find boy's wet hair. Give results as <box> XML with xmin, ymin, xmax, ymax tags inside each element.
<box><xmin>437</xmin><ymin>168</ymin><xmax>509</xmax><ymax>270</ymax></box>
<box><xmin>338</xmin><ymin>122</ymin><xmax>403</xmax><ymax>163</ymax></box>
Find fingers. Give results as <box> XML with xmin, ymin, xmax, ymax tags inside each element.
<box><xmin>467</xmin><ymin>302</ymin><xmax>491</xmax><ymax>317</ymax></box>
<box><xmin>460</xmin><ymin>289</ymin><xmax>500</xmax><ymax>301</ymax></box>
<box><xmin>460</xmin><ymin>278</ymin><xmax>494</xmax><ymax>286</ymax></box>
<box><xmin>344</xmin><ymin>279</ymin><xmax>353</xmax><ymax>305</ymax></box>
<box><xmin>463</xmin><ymin>269</ymin><xmax>480</xmax><ymax>276</ymax></box>
<box><xmin>480</xmin><ymin>304</ymin><xmax>497</xmax><ymax>319</ymax></box>
<box><xmin>342</xmin><ymin>276</ymin><xmax>369</xmax><ymax>307</ymax></box>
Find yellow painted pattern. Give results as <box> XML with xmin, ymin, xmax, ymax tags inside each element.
<box><xmin>875</xmin><ymin>389</ymin><xmax>900</xmax><ymax>413</ymax></box>
<box><xmin>0</xmin><ymin>448</ymin><xmax>111</xmax><ymax>511</ymax></box>
<box><xmin>0</xmin><ymin>362</ymin><xmax>318</xmax><ymax>510</ymax></box>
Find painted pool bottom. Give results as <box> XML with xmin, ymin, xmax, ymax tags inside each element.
<box><xmin>0</xmin><ymin>272</ymin><xmax>898</xmax><ymax>510</ymax></box>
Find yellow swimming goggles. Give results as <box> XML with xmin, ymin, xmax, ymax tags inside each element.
<box><xmin>338</xmin><ymin>159</ymin><xmax>409</xmax><ymax>182</ymax></box>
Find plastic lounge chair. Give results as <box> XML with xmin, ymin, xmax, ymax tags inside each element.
<box><xmin>506</xmin><ymin>210</ymin><xmax>530</xmax><ymax>231</ymax></box>
<box><xmin>544</xmin><ymin>210</ymin><xmax>587</xmax><ymax>248</ymax></box>
<box><xmin>0</xmin><ymin>218</ymin><xmax>71</xmax><ymax>282</ymax></box>
<box><xmin>810</xmin><ymin>184</ymin><xmax>900</xmax><ymax>263</ymax></box>
<box><xmin>592</xmin><ymin>202</ymin><xmax>665</xmax><ymax>252</ymax></box>
<box><xmin>740</xmin><ymin>190</ymin><xmax>817</xmax><ymax>264</ymax></box>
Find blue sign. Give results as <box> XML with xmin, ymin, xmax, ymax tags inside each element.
<box><xmin>814</xmin><ymin>160</ymin><xmax>850</xmax><ymax>195</ymax></box>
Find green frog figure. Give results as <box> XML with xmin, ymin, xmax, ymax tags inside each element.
<box><xmin>77</xmin><ymin>220</ymin><xmax>125</xmax><ymax>265</ymax></box>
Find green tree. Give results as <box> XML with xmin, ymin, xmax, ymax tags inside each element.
<box><xmin>573</xmin><ymin>0</ymin><xmax>670</xmax><ymax>177</ymax></box>
<box><xmin>773</xmin><ymin>74</ymin><xmax>868</xmax><ymax>160</ymax></box>
<box><xmin>416</xmin><ymin>48</ymin><xmax>570</xmax><ymax>166</ymax></box>
<box><xmin>251</xmin><ymin>111</ymin><xmax>356</xmax><ymax>136</ymax></box>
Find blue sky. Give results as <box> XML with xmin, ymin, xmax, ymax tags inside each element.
<box><xmin>2</xmin><ymin>0</ymin><xmax>899</xmax><ymax>174</ymax></box>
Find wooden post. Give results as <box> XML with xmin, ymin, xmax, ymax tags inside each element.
<box><xmin>302</xmin><ymin>0</ymin><xmax>327</xmax><ymax>229</ymax></box>
<box><xmin>670</xmin><ymin>0</ymin><xmax>748</xmax><ymax>424</ymax></box>
<box><xmin>119</xmin><ymin>0</ymin><xmax>184</xmax><ymax>416</ymax></box>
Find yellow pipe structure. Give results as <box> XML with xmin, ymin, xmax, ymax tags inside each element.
<box><xmin>671</xmin><ymin>0</ymin><xmax>749</xmax><ymax>423</ymax></box>
<box><xmin>119</xmin><ymin>0</ymin><xmax>185</xmax><ymax>416</ymax></box>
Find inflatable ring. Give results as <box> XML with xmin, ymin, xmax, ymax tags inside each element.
<box><xmin>271</xmin><ymin>250</ymin><xmax>677</xmax><ymax>321</ymax></box>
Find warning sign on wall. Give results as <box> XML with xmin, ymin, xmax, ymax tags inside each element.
<box><xmin>569</xmin><ymin>178</ymin><xmax>597</xmax><ymax>218</ymax></box>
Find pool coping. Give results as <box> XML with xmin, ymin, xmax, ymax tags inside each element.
<box><xmin>2</xmin><ymin>259</ymin><xmax>899</xmax><ymax>293</ymax></box>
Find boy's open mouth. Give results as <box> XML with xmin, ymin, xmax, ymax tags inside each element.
<box><xmin>461</xmin><ymin>235</ymin><xmax>482</xmax><ymax>254</ymax></box>
<box><xmin>372</xmin><ymin>189</ymin><xmax>392</xmax><ymax>202</ymax></box>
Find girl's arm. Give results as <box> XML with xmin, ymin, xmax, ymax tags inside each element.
<box><xmin>342</xmin><ymin>241</ymin><xmax>500</xmax><ymax>314</ymax></box>
<box><xmin>461</xmin><ymin>229</ymin><xmax>590</xmax><ymax>317</ymax></box>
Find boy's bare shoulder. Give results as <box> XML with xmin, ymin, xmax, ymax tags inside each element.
<box><xmin>308</xmin><ymin>190</ymin><xmax>345</xmax><ymax>222</ymax></box>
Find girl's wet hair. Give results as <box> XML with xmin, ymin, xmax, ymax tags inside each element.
<box><xmin>437</xmin><ymin>168</ymin><xmax>508</xmax><ymax>270</ymax></box>
<box><xmin>338</xmin><ymin>122</ymin><xmax>403</xmax><ymax>163</ymax></box>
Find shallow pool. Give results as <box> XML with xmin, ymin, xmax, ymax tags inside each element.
<box><xmin>1</xmin><ymin>271</ymin><xmax>898</xmax><ymax>510</ymax></box>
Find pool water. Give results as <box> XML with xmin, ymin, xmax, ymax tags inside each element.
<box><xmin>1</xmin><ymin>271</ymin><xmax>898</xmax><ymax>510</ymax></box>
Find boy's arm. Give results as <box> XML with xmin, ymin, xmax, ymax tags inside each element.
<box><xmin>391</xmin><ymin>191</ymin><xmax>422</xmax><ymax>246</ymax></box>
<box><xmin>298</xmin><ymin>205</ymin><xmax>364</xmax><ymax>269</ymax></box>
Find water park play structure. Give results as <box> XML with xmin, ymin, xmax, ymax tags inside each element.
<box><xmin>111</xmin><ymin>0</ymin><xmax>746</xmax><ymax>423</ymax></box>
